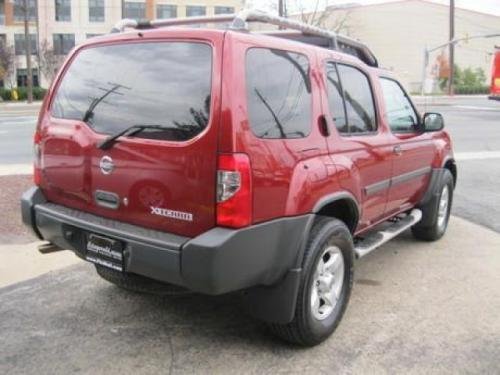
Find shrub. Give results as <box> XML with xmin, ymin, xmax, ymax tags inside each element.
<box><xmin>0</xmin><ymin>86</ymin><xmax>47</xmax><ymax>101</ymax></box>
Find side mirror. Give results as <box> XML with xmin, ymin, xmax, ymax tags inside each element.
<box><xmin>423</xmin><ymin>112</ymin><xmax>444</xmax><ymax>132</ymax></box>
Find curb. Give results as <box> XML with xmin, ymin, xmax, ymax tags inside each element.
<box><xmin>0</xmin><ymin>164</ymin><xmax>32</xmax><ymax>176</ymax></box>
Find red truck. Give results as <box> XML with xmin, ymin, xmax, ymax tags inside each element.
<box><xmin>490</xmin><ymin>47</ymin><xmax>500</xmax><ymax>100</ymax></box>
<box><xmin>21</xmin><ymin>11</ymin><xmax>456</xmax><ymax>346</ymax></box>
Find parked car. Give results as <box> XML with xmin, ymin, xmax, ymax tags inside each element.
<box><xmin>490</xmin><ymin>47</ymin><xmax>500</xmax><ymax>100</ymax></box>
<box><xmin>21</xmin><ymin>11</ymin><xmax>457</xmax><ymax>346</ymax></box>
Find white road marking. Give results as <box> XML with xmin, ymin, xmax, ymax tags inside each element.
<box><xmin>0</xmin><ymin>164</ymin><xmax>32</xmax><ymax>176</ymax></box>
<box><xmin>0</xmin><ymin>151</ymin><xmax>498</xmax><ymax>176</ymax></box>
<box><xmin>455</xmin><ymin>151</ymin><xmax>500</xmax><ymax>161</ymax></box>
<box><xmin>453</xmin><ymin>105</ymin><xmax>500</xmax><ymax>111</ymax></box>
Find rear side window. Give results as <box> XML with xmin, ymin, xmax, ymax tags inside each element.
<box><xmin>245</xmin><ymin>48</ymin><xmax>311</xmax><ymax>139</ymax></box>
<box><xmin>336</xmin><ymin>64</ymin><xmax>377</xmax><ymax>134</ymax></box>
<box><xmin>325</xmin><ymin>62</ymin><xmax>347</xmax><ymax>133</ymax></box>
<box><xmin>51</xmin><ymin>42</ymin><xmax>212</xmax><ymax>141</ymax></box>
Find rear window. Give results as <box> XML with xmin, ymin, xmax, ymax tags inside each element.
<box><xmin>51</xmin><ymin>42</ymin><xmax>212</xmax><ymax>141</ymax></box>
<box><xmin>245</xmin><ymin>48</ymin><xmax>311</xmax><ymax>139</ymax></box>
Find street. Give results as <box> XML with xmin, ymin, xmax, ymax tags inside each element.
<box><xmin>414</xmin><ymin>96</ymin><xmax>500</xmax><ymax>233</ymax></box>
<box><xmin>0</xmin><ymin>97</ymin><xmax>499</xmax><ymax>373</ymax></box>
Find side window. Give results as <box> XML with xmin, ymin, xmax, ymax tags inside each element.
<box><xmin>246</xmin><ymin>48</ymin><xmax>312</xmax><ymax>139</ymax></box>
<box><xmin>337</xmin><ymin>64</ymin><xmax>377</xmax><ymax>133</ymax></box>
<box><xmin>380</xmin><ymin>78</ymin><xmax>419</xmax><ymax>133</ymax></box>
<box><xmin>325</xmin><ymin>62</ymin><xmax>348</xmax><ymax>133</ymax></box>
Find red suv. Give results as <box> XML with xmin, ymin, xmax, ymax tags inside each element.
<box><xmin>21</xmin><ymin>11</ymin><xmax>457</xmax><ymax>346</ymax></box>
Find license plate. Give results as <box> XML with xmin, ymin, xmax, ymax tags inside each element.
<box><xmin>86</xmin><ymin>233</ymin><xmax>124</xmax><ymax>272</ymax></box>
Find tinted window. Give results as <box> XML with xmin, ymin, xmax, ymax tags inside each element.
<box><xmin>325</xmin><ymin>62</ymin><xmax>347</xmax><ymax>133</ymax></box>
<box><xmin>157</xmin><ymin>4</ymin><xmax>177</xmax><ymax>18</ymax></box>
<box><xmin>13</xmin><ymin>0</ymin><xmax>36</xmax><ymax>22</ymax></box>
<box><xmin>52</xmin><ymin>42</ymin><xmax>212</xmax><ymax>142</ymax></box>
<box><xmin>337</xmin><ymin>64</ymin><xmax>377</xmax><ymax>133</ymax></box>
<box><xmin>89</xmin><ymin>0</ymin><xmax>105</xmax><ymax>22</ymax></box>
<box><xmin>55</xmin><ymin>0</ymin><xmax>71</xmax><ymax>21</ymax></box>
<box><xmin>246</xmin><ymin>48</ymin><xmax>311</xmax><ymax>139</ymax></box>
<box><xmin>186</xmin><ymin>6</ymin><xmax>206</xmax><ymax>16</ymax></box>
<box><xmin>214</xmin><ymin>6</ymin><xmax>234</xmax><ymax>14</ymax></box>
<box><xmin>123</xmin><ymin>1</ymin><xmax>145</xmax><ymax>19</ymax></box>
<box><xmin>53</xmin><ymin>33</ymin><xmax>75</xmax><ymax>55</ymax></box>
<box><xmin>380</xmin><ymin>78</ymin><xmax>419</xmax><ymax>132</ymax></box>
<box><xmin>14</xmin><ymin>33</ymin><xmax>37</xmax><ymax>55</ymax></box>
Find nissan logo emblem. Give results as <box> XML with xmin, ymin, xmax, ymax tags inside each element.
<box><xmin>99</xmin><ymin>156</ymin><xmax>114</xmax><ymax>175</ymax></box>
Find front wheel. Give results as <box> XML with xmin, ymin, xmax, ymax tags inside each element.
<box><xmin>268</xmin><ymin>217</ymin><xmax>354</xmax><ymax>346</ymax></box>
<box><xmin>412</xmin><ymin>169</ymin><xmax>454</xmax><ymax>241</ymax></box>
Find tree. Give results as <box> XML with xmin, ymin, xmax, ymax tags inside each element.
<box><xmin>294</xmin><ymin>0</ymin><xmax>352</xmax><ymax>32</ymax></box>
<box><xmin>0</xmin><ymin>41</ymin><xmax>15</xmax><ymax>87</ymax></box>
<box><xmin>36</xmin><ymin>40</ymin><xmax>65</xmax><ymax>85</ymax></box>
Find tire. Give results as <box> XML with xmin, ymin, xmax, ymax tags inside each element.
<box><xmin>268</xmin><ymin>217</ymin><xmax>354</xmax><ymax>346</ymax></box>
<box><xmin>412</xmin><ymin>169</ymin><xmax>454</xmax><ymax>241</ymax></box>
<box><xmin>94</xmin><ymin>265</ymin><xmax>190</xmax><ymax>296</ymax></box>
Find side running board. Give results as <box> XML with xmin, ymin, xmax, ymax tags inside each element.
<box><xmin>354</xmin><ymin>209</ymin><xmax>422</xmax><ymax>258</ymax></box>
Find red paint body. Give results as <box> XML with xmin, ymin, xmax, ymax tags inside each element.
<box><xmin>491</xmin><ymin>49</ymin><xmax>500</xmax><ymax>98</ymax></box>
<box><xmin>35</xmin><ymin>28</ymin><xmax>454</xmax><ymax>238</ymax></box>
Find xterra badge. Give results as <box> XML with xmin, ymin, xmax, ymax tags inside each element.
<box><xmin>150</xmin><ymin>206</ymin><xmax>193</xmax><ymax>222</ymax></box>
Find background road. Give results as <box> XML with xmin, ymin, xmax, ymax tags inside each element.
<box><xmin>414</xmin><ymin>96</ymin><xmax>500</xmax><ymax>233</ymax></box>
<box><xmin>2</xmin><ymin>96</ymin><xmax>499</xmax><ymax>232</ymax></box>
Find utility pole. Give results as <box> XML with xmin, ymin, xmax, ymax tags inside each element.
<box><xmin>278</xmin><ymin>0</ymin><xmax>284</xmax><ymax>17</ymax></box>
<box><xmin>447</xmin><ymin>0</ymin><xmax>455</xmax><ymax>96</ymax></box>
<box><xmin>421</xmin><ymin>33</ymin><xmax>500</xmax><ymax>95</ymax></box>
<box><xmin>22</xmin><ymin>0</ymin><xmax>34</xmax><ymax>103</ymax></box>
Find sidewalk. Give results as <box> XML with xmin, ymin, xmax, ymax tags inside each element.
<box><xmin>0</xmin><ymin>242</ymin><xmax>79</xmax><ymax>288</ymax></box>
<box><xmin>0</xmin><ymin>101</ymin><xmax>42</xmax><ymax>116</ymax></box>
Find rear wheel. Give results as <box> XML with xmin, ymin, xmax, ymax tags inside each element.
<box><xmin>412</xmin><ymin>169</ymin><xmax>454</xmax><ymax>241</ymax></box>
<box><xmin>95</xmin><ymin>265</ymin><xmax>189</xmax><ymax>295</ymax></box>
<box><xmin>268</xmin><ymin>217</ymin><xmax>354</xmax><ymax>346</ymax></box>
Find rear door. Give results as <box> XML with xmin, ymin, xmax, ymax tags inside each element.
<box><xmin>321</xmin><ymin>58</ymin><xmax>394</xmax><ymax>231</ymax></box>
<box><xmin>40</xmin><ymin>34</ymin><xmax>223</xmax><ymax>237</ymax></box>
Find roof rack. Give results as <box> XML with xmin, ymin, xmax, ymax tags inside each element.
<box><xmin>110</xmin><ymin>9</ymin><xmax>378</xmax><ymax>67</ymax></box>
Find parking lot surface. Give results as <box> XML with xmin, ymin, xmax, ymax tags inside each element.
<box><xmin>1</xmin><ymin>217</ymin><xmax>499</xmax><ymax>374</ymax></box>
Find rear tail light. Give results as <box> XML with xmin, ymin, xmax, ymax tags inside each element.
<box><xmin>216</xmin><ymin>153</ymin><xmax>252</xmax><ymax>228</ymax></box>
<box><xmin>33</xmin><ymin>131</ymin><xmax>42</xmax><ymax>186</ymax></box>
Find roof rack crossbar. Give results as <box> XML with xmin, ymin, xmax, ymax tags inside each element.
<box><xmin>110</xmin><ymin>10</ymin><xmax>378</xmax><ymax>67</ymax></box>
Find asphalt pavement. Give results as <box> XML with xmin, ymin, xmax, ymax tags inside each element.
<box><xmin>1</xmin><ymin>217</ymin><xmax>500</xmax><ymax>374</ymax></box>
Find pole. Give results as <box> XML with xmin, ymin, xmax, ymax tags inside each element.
<box><xmin>420</xmin><ymin>47</ymin><xmax>429</xmax><ymax>96</ymax></box>
<box><xmin>447</xmin><ymin>0</ymin><xmax>455</xmax><ymax>96</ymax></box>
<box><xmin>23</xmin><ymin>0</ymin><xmax>33</xmax><ymax>103</ymax></box>
<box><xmin>278</xmin><ymin>0</ymin><xmax>283</xmax><ymax>17</ymax></box>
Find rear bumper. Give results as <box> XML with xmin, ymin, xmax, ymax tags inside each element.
<box><xmin>21</xmin><ymin>187</ymin><xmax>311</xmax><ymax>296</ymax></box>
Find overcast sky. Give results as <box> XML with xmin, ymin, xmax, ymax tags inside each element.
<box><xmin>251</xmin><ymin>0</ymin><xmax>500</xmax><ymax>16</ymax></box>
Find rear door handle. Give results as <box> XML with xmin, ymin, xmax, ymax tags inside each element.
<box><xmin>318</xmin><ymin>115</ymin><xmax>330</xmax><ymax>137</ymax></box>
<box><xmin>393</xmin><ymin>145</ymin><xmax>403</xmax><ymax>156</ymax></box>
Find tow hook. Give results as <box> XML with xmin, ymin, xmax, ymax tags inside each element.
<box><xmin>38</xmin><ymin>242</ymin><xmax>64</xmax><ymax>254</ymax></box>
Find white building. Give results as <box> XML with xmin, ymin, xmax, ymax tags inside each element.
<box><xmin>0</xmin><ymin>0</ymin><xmax>242</xmax><ymax>88</ymax></box>
<box><xmin>314</xmin><ymin>0</ymin><xmax>500</xmax><ymax>92</ymax></box>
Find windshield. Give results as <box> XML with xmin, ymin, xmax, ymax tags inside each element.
<box><xmin>51</xmin><ymin>41</ymin><xmax>212</xmax><ymax>141</ymax></box>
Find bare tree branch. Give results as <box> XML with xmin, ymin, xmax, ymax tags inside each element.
<box><xmin>36</xmin><ymin>40</ymin><xmax>65</xmax><ymax>85</ymax></box>
<box><xmin>0</xmin><ymin>40</ymin><xmax>15</xmax><ymax>87</ymax></box>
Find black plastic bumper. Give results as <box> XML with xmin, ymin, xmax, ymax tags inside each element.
<box><xmin>21</xmin><ymin>187</ymin><xmax>312</xmax><ymax>319</ymax></box>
